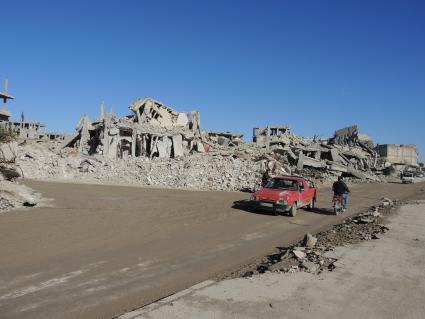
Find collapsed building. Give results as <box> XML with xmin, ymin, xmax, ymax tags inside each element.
<box><xmin>249</xmin><ymin>125</ymin><xmax>382</xmax><ymax>181</ymax></box>
<box><xmin>250</xmin><ymin>124</ymin><xmax>381</xmax><ymax>179</ymax></box>
<box><xmin>63</xmin><ymin>98</ymin><xmax>203</xmax><ymax>159</ymax></box>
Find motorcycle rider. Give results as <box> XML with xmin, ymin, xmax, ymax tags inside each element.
<box><xmin>332</xmin><ymin>176</ymin><xmax>350</xmax><ymax>211</ymax></box>
<box><xmin>261</xmin><ymin>168</ymin><xmax>272</xmax><ymax>187</ymax></box>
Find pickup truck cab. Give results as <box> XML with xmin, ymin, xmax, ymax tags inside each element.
<box><xmin>251</xmin><ymin>175</ymin><xmax>317</xmax><ymax>217</ymax></box>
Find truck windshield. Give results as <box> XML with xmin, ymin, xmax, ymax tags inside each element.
<box><xmin>265</xmin><ymin>178</ymin><xmax>298</xmax><ymax>190</ymax></box>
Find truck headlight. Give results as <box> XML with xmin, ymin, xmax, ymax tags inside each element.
<box><xmin>276</xmin><ymin>200</ymin><xmax>287</xmax><ymax>205</ymax></box>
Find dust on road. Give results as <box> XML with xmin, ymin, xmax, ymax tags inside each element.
<box><xmin>0</xmin><ymin>180</ymin><xmax>424</xmax><ymax>319</ymax></box>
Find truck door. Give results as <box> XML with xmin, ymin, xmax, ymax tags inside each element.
<box><xmin>302</xmin><ymin>181</ymin><xmax>313</xmax><ymax>205</ymax></box>
<box><xmin>299</xmin><ymin>181</ymin><xmax>309</xmax><ymax>205</ymax></box>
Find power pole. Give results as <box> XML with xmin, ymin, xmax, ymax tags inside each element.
<box><xmin>2</xmin><ymin>79</ymin><xmax>8</xmax><ymax>110</ymax></box>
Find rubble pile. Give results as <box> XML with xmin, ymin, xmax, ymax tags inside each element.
<box><xmin>18</xmin><ymin>143</ymin><xmax>263</xmax><ymax>191</ymax></box>
<box><xmin>16</xmin><ymin>98</ymin><xmax>388</xmax><ymax>191</ymax></box>
<box><xmin>0</xmin><ymin>141</ymin><xmax>41</xmax><ymax>212</ymax></box>
<box><xmin>233</xmin><ymin>198</ymin><xmax>397</xmax><ymax>278</ymax></box>
<box><xmin>260</xmin><ymin>124</ymin><xmax>381</xmax><ymax>182</ymax></box>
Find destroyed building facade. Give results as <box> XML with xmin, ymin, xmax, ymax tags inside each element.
<box><xmin>375</xmin><ymin>144</ymin><xmax>418</xmax><ymax>166</ymax></box>
<box><xmin>253</xmin><ymin>125</ymin><xmax>292</xmax><ymax>148</ymax></box>
<box><xmin>64</xmin><ymin>98</ymin><xmax>203</xmax><ymax>159</ymax></box>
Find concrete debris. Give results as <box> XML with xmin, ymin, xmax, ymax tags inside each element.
<box><xmin>301</xmin><ymin>261</ymin><xmax>318</xmax><ymax>273</ymax></box>
<box><xmin>0</xmin><ymin>139</ymin><xmax>41</xmax><ymax>212</ymax></box>
<box><xmin>303</xmin><ymin>233</ymin><xmax>318</xmax><ymax>248</ymax></box>
<box><xmin>0</xmin><ymin>164</ymin><xmax>21</xmax><ymax>181</ymax></box>
<box><xmin>0</xmin><ymin>87</ymin><xmax>42</xmax><ymax>212</ymax></box>
<box><xmin>0</xmin><ymin>181</ymin><xmax>41</xmax><ymax>212</ymax></box>
<box><xmin>237</xmin><ymin>198</ymin><xmax>398</xmax><ymax>277</ymax></box>
<box><xmin>292</xmin><ymin>250</ymin><xmax>306</xmax><ymax>260</ymax></box>
<box><xmin>18</xmin><ymin>142</ymin><xmax>262</xmax><ymax>191</ymax></box>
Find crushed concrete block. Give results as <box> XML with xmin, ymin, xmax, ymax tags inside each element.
<box><xmin>176</xmin><ymin>113</ymin><xmax>189</xmax><ymax>127</ymax></box>
<box><xmin>301</xmin><ymin>261</ymin><xmax>318</xmax><ymax>273</ymax></box>
<box><xmin>303</xmin><ymin>233</ymin><xmax>318</xmax><ymax>248</ymax></box>
<box><xmin>0</xmin><ymin>142</ymin><xmax>18</xmax><ymax>163</ymax></box>
<box><xmin>293</xmin><ymin>250</ymin><xmax>306</xmax><ymax>260</ymax></box>
<box><xmin>196</xmin><ymin>141</ymin><xmax>206</xmax><ymax>153</ymax></box>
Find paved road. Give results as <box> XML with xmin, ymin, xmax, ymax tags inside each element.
<box><xmin>0</xmin><ymin>180</ymin><xmax>424</xmax><ymax>319</ymax></box>
<box><xmin>128</xmin><ymin>201</ymin><xmax>425</xmax><ymax>319</ymax></box>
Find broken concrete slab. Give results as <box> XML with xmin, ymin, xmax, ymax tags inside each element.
<box><xmin>303</xmin><ymin>233</ymin><xmax>318</xmax><ymax>248</ymax></box>
<box><xmin>172</xmin><ymin>135</ymin><xmax>184</xmax><ymax>157</ymax></box>
<box><xmin>293</xmin><ymin>250</ymin><xmax>306</xmax><ymax>260</ymax></box>
<box><xmin>297</xmin><ymin>153</ymin><xmax>327</xmax><ymax>170</ymax></box>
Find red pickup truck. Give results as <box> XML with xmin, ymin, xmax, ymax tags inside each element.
<box><xmin>251</xmin><ymin>175</ymin><xmax>317</xmax><ymax>217</ymax></box>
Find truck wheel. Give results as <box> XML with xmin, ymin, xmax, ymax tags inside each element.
<box><xmin>308</xmin><ymin>198</ymin><xmax>316</xmax><ymax>211</ymax></box>
<box><xmin>290</xmin><ymin>204</ymin><xmax>297</xmax><ymax>217</ymax></box>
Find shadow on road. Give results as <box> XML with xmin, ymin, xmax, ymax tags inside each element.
<box><xmin>232</xmin><ymin>200</ymin><xmax>334</xmax><ymax>216</ymax></box>
<box><xmin>232</xmin><ymin>200</ymin><xmax>276</xmax><ymax>216</ymax></box>
<box><xmin>309</xmin><ymin>207</ymin><xmax>335</xmax><ymax>215</ymax></box>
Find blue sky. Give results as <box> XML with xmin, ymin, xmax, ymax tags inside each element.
<box><xmin>1</xmin><ymin>0</ymin><xmax>424</xmax><ymax>160</ymax></box>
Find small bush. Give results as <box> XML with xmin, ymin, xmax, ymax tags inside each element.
<box><xmin>0</xmin><ymin>126</ymin><xmax>17</xmax><ymax>143</ymax></box>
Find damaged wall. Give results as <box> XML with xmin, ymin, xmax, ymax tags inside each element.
<box><xmin>253</xmin><ymin>125</ymin><xmax>292</xmax><ymax>148</ymax></box>
<box><xmin>375</xmin><ymin>144</ymin><xmax>418</xmax><ymax>166</ymax></box>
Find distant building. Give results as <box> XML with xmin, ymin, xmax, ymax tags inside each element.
<box><xmin>0</xmin><ymin>81</ymin><xmax>14</xmax><ymax>122</ymax></box>
<box><xmin>0</xmin><ymin>79</ymin><xmax>64</xmax><ymax>141</ymax></box>
<box><xmin>375</xmin><ymin>144</ymin><xmax>418</xmax><ymax>166</ymax></box>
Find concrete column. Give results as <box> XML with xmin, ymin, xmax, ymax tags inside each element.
<box><xmin>131</xmin><ymin>129</ymin><xmax>137</xmax><ymax>157</ymax></box>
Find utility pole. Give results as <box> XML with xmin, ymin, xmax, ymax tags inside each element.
<box><xmin>2</xmin><ymin>79</ymin><xmax>8</xmax><ymax>109</ymax></box>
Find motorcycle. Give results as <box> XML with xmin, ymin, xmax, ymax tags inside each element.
<box><xmin>332</xmin><ymin>194</ymin><xmax>343</xmax><ymax>215</ymax></box>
